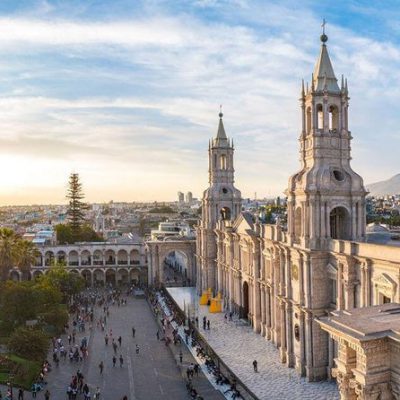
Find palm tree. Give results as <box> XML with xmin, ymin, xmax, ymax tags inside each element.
<box><xmin>16</xmin><ymin>239</ymin><xmax>40</xmax><ymax>281</ymax></box>
<box><xmin>0</xmin><ymin>228</ymin><xmax>18</xmax><ymax>281</ymax></box>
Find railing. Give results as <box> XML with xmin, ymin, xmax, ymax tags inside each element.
<box><xmin>130</xmin><ymin>260</ymin><xmax>140</xmax><ymax>265</ymax></box>
<box><xmin>69</xmin><ymin>261</ymin><xmax>79</xmax><ymax>266</ymax></box>
<box><xmin>118</xmin><ymin>260</ymin><xmax>128</xmax><ymax>265</ymax></box>
<box><xmin>93</xmin><ymin>260</ymin><xmax>104</xmax><ymax>265</ymax></box>
<box><xmin>105</xmin><ymin>260</ymin><xmax>116</xmax><ymax>265</ymax></box>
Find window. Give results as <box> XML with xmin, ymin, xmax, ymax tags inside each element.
<box><xmin>316</xmin><ymin>104</ymin><xmax>323</xmax><ymax>130</ymax></box>
<box><xmin>330</xmin><ymin>279</ymin><xmax>337</xmax><ymax>305</ymax></box>
<box><xmin>306</xmin><ymin>107</ymin><xmax>311</xmax><ymax>134</ymax></box>
<box><xmin>220</xmin><ymin>154</ymin><xmax>227</xmax><ymax>170</ymax></box>
<box><xmin>383</xmin><ymin>295</ymin><xmax>391</xmax><ymax>304</ymax></box>
<box><xmin>328</xmin><ymin>105</ymin><xmax>339</xmax><ymax>132</ymax></box>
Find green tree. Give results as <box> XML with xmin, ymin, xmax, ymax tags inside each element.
<box><xmin>55</xmin><ymin>224</ymin><xmax>73</xmax><ymax>244</ymax></box>
<box><xmin>38</xmin><ymin>265</ymin><xmax>84</xmax><ymax>303</ymax></box>
<box><xmin>0</xmin><ymin>228</ymin><xmax>19</xmax><ymax>281</ymax></box>
<box><xmin>8</xmin><ymin>327</ymin><xmax>49</xmax><ymax>360</ymax></box>
<box><xmin>15</xmin><ymin>240</ymin><xmax>40</xmax><ymax>281</ymax></box>
<box><xmin>66</xmin><ymin>173</ymin><xmax>87</xmax><ymax>241</ymax></box>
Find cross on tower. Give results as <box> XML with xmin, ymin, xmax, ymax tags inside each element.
<box><xmin>321</xmin><ymin>18</ymin><xmax>326</xmax><ymax>35</ymax></box>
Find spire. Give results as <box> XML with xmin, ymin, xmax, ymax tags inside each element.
<box><xmin>214</xmin><ymin>105</ymin><xmax>228</xmax><ymax>146</ymax></box>
<box><xmin>312</xmin><ymin>20</ymin><xmax>340</xmax><ymax>93</ymax></box>
<box><xmin>301</xmin><ymin>79</ymin><xmax>305</xmax><ymax>98</ymax></box>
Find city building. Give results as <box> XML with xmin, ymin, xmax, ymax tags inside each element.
<box><xmin>186</xmin><ymin>191</ymin><xmax>193</xmax><ymax>204</ymax></box>
<box><xmin>196</xmin><ymin>32</ymin><xmax>400</xmax><ymax>398</ymax></box>
<box><xmin>9</xmin><ymin>240</ymin><xmax>148</xmax><ymax>286</ymax></box>
<box><xmin>178</xmin><ymin>191</ymin><xmax>184</xmax><ymax>204</ymax></box>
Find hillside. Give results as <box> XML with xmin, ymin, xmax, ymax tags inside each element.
<box><xmin>366</xmin><ymin>174</ymin><xmax>400</xmax><ymax>196</ymax></box>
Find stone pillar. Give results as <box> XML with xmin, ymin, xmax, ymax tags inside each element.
<box><xmin>260</xmin><ymin>286</ymin><xmax>266</xmax><ymax>336</ymax></box>
<box><xmin>332</xmin><ymin>341</ymin><xmax>357</xmax><ymax>400</ymax></box>
<box><xmin>253</xmin><ymin>244</ymin><xmax>261</xmax><ymax>333</ymax></box>
<box><xmin>286</xmin><ymin>302</ymin><xmax>294</xmax><ymax>367</ymax></box>
<box><xmin>265</xmin><ymin>286</ymin><xmax>272</xmax><ymax>340</ymax></box>
<box><xmin>279</xmin><ymin>301</ymin><xmax>287</xmax><ymax>363</ymax></box>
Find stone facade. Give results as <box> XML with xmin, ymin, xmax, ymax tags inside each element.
<box><xmin>196</xmin><ymin>32</ymin><xmax>400</xmax><ymax>396</ymax></box>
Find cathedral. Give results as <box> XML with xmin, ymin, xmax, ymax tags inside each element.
<box><xmin>196</xmin><ymin>32</ymin><xmax>400</xmax><ymax>399</ymax></box>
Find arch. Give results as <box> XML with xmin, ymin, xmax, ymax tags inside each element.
<box><xmin>117</xmin><ymin>268</ymin><xmax>128</xmax><ymax>285</ymax></box>
<box><xmin>294</xmin><ymin>207</ymin><xmax>302</xmax><ymax>243</ymax></box>
<box><xmin>93</xmin><ymin>269</ymin><xmax>105</xmax><ymax>286</ymax></box>
<box><xmin>81</xmin><ymin>269</ymin><xmax>92</xmax><ymax>286</ymax></box>
<box><xmin>130</xmin><ymin>268</ymin><xmax>140</xmax><ymax>284</ymax></box>
<box><xmin>306</xmin><ymin>106</ymin><xmax>312</xmax><ymax>134</ymax></box>
<box><xmin>220</xmin><ymin>207</ymin><xmax>231</xmax><ymax>221</ymax></box>
<box><xmin>56</xmin><ymin>250</ymin><xmax>66</xmax><ymax>263</ymax></box>
<box><xmin>81</xmin><ymin>250</ymin><xmax>91</xmax><ymax>266</ymax></box>
<box><xmin>93</xmin><ymin>250</ymin><xmax>103</xmax><ymax>265</ymax></box>
<box><xmin>32</xmin><ymin>270</ymin><xmax>43</xmax><ymax>280</ymax></box>
<box><xmin>69</xmin><ymin>269</ymin><xmax>79</xmax><ymax>275</ymax></box>
<box><xmin>242</xmin><ymin>281</ymin><xmax>249</xmax><ymax>319</ymax></box>
<box><xmin>330</xmin><ymin>206</ymin><xmax>351</xmax><ymax>240</ymax></box>
<box><xmin>117</xmin><ymin>249</ymin><xmax>128</xmax><ymax>265</ymax></box>
<box><xmin>130</xmin><ymin>249</ymin><xmax>140</xmax><ymax>265</ymax></box>
<box><xmin>10</xmin><ymin>270</ymin><xmax>20</xmax><ymax>281</ymax></box>
<box><xmin>105</xmin><ymin>269</ymin><xmax>116</xmax><ymax>286</ymax></box>
<box><xmin>220</xmin><ymin>154</ymin><xmax>227</xmax><ymax>170</ymax></box>
<box><xmin>68</xmin><ymin>250</ymin><xmax>79</xmax><ymax>266</ymax></box>
<box><xmin>316</xmin><ymin>104</ymin><xmax>323</xmax><ymax>130</ymax></box>
<box><xmin>34</xmin><ymin>253</ymin><xmax>43</xmax><ymax>267</ymax></box>
<box><xmin>105</xmin><ymin>250</ymin><xmax>116</xmax><ymax>265</ymax></box>
<box><xmin>329</xmin><ymin>105</ymin><xmax>339</xmax><ymax>132</ymax></box>
<box><xmin>45</xmin><ymin>251</ymin><xmax>54</xmax><ymax>266</ymax></box>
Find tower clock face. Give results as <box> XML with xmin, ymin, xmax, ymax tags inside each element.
<box><xmin>222</xmin><ymin>188</ymin><xmax>228</xmax><ymax>194</ymax></box>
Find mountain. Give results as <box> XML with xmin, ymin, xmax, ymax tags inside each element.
<box><xmin>366</xmin><ymin>174</ymin><xmax>400</xmax><ymax>196</ymax></box>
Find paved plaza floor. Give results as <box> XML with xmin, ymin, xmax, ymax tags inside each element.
<box><xmin>168</xmin><ymin>287</ymin><xmax>340</xmax><ymax>400</ymax></box>
<box><xmin>40</xmin><ymin>296</ymin><xmax>192</xmax><ymax>400</ymax></box>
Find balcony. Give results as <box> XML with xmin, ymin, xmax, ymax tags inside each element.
<box><xmin>118</xmin><ymin>260</ymin><xmax>128</xmax><ymax>265</ymax></box>
<box><xmin>105</xmin><ymin>259</ymin><xmax>116</xmax><ymax>265</ymax></box>
<box><xmin>130</xmin><ymin>260</ymin><xmax>140</xmax><ymax>265</ymax></box>
<box><xmin>69</xmin><ymin>261</ymin><xmax>79</xmax><ymax>266</ymax></box>
<box><xmin>93</xmin><ymin>260</ymin><xmax>104</xmax><ymax>266</ymax></box>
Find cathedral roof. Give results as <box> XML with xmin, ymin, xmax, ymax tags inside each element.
<box><xmin>313</xmin><ymin>38</ymin><xmax>340</xmax><ymax>93</ymax></box>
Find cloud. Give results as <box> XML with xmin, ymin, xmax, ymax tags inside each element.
<box><xmin>0</xmin><ymin>2</ymin><xmax>399</xmax><ymax>203</ymax></box>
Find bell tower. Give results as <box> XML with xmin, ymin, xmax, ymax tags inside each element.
<box><xmin>286</xmin><ymin>30</ymin><xmax>366</xmax><ymax>250</ymax></box>
<box><xmin>197</xmin><ymin>110</ymin><xmax>241</xmax><ymax>291</ymax></box>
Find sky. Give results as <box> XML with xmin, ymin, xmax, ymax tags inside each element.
<box><xmin>0</xmin><ymin>0</ymin><xmax>399</xmax><ymax>205</ymax></box>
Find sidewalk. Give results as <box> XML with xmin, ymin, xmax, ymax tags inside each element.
<box><xmin>150</xmin><ymin>296</ymin><xmax>225</xmax><ymax>400</ymax></box>
<box><xmin>168</xmin><ymin>287</ymin><xmax>339</xmax><ymax>400</ymax></box>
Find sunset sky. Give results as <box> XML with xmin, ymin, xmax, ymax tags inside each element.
<box><xmin>0</xmin><ymin>0</ymin><xmax>399</xmax><ymax>204</ymax></box>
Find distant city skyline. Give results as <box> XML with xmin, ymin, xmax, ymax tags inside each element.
<box><xmin>0</xmin><ymin>0</ymin><xmax>399</xmax><ymax>205</ymax></box>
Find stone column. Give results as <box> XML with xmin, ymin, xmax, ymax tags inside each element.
<box><xmin>260</xmin><ymin>286</ymin><xmax>266</xmax><ymax>336</ymax></box>
<box><xmin>279</xmin><ymin>301</ymin><xmax>287</xmax><ymax>363</ymax></box>
<box><xmin>265</xmin><ymin>286</ymin><xmax>272</xmax><ymax>340</ymax></box>
<box><xmin>286</xmin><ymin>302</ymin><xmax>294</xmax><ymax>367</ymax></box>
<box><xmin>253</xmin><ymin>244</ymin><xmax>261</xmax><ymax>333</ymax></box>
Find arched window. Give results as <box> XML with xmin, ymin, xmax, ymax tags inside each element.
<box><xmin>316</xmin><ymin>104</ymin><xmax>323</xmax><ymax>130</ymax></box>
<box><xmin>220</xmin><ymin>207</ymin><xmax>231</xmax><ymax>221</ymax></box>
<box><xmin>220</xmin><ymin>154</ymin><xmax>227</xmax><ymax>170</ymax></box>
<box><xmin>306</xmin><ymin>107</ymin><xmax>312</xmax><ymax>134</ymax></box>
<box><xmin>330</xmin><ymin>207</ymin><xmax>351</xmax><ymax>240</ymax></box>
<box><xmin>329</xmin><ymin>105</ymin><xmax>339</xmax><ymax>132</ymax></box>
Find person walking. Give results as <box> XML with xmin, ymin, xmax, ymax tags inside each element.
<box><xmin>104</xmin><ymin>334</ymin><xmax>109</xmax><ymax>345</ymax></box>
<box><xmin>156</xmin><ymin>330</ymin><xmax>159</xmax><ymax>340</ymax></box>
<box><xmin>119</xmin><ymin>354</ymin><xmax>124</xmax><ymax>368</ymax></box>
<box><xmin>207</xmin><ymin>320</ymin><xmax>210</xmax><ymax>330</ymax></box>
<box><xmin>44</xmin><ymin>390</ymin><xmax>50</xmax><ymax>400</ymax></box>
<box><xmin>132</xmin><ymin>327</ymin><xmax>135</xmax><ymax>338</ymax></box>
<box><xmin>94</xmin><ymin>387</ymin><xmax>101</xmax><ymax>400</ymax></box>
<box><xmin>99</xmin><ymin>361</ymin><xmax>104</xmax><ymax>374</ymax></box>
<box><xmin>135</xmin><ymin>344</ymin><xmax>140</xmax><ymax>355</ymax></box>
<box><xmin>118</xmin><ymin>336</ymin><xmax>122</xmax><ymax>347</ymax></box>
<box><xmin>253</xmin><ymin>359</ymin><xmax>258</xmax><ymax>372</ymax></box>
<box><xmin>112</xmin><ymin>355</ymin><xmax>117</xmax><ymax>367</ymax></box>
<box><xmin>179</xmin><ymin>350</ymin><xmax>183</xmax><ymax>363</ymax></box>
<box><xmin>18</xmin><ymin>388</ymin><xmax>24</xmax><ymax>400</ymax></box>
<box><xmin>202</xmin><ymin>316</ymin><xmax>206</xmax><ymax>330</ymax></box>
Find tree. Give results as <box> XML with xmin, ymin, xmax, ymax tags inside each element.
<box><xmin>66</xmin><ymin>173</ymin><xmax>87</xmax><ymax>241</ymax></box>
<box><xmin>15</xmin><ymin>240</ymin><xmax>40</xmax><ymax>281</ymax></box>
<box><xmin>0</xmin><ymin>228</ymin><xmax>19</xmax><ymax>281</ymax></box>
<box><xmin>8</xmin><ymin>327</ymin><xmax>49</xmax><ymax>360</ymax></box>
<box><xmin>55</xmin><ymin>223</ymin><xmax>102</xmax><ymax>244</ymax></box>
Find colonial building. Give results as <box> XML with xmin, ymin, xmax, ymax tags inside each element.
<box><xmin>9</xmin><ymin>241</ymin><xmax>148</xmax><ymax>285</ymax></box>
<box><xmin>196</xmin><ymin>31</ymin><xmax>400</xmax><ymax>397</ymax></box>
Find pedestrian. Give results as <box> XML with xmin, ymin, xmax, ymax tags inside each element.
<box><xmin>119</xmin><ymin>354</ymin><xmax>124</xmax><ymax>367</ymax></box>
<box><xmin>253</xmin><ymin>359</ymin><xmax>258</xmax><ymax>372</ymax></box>
<box><xmin>94</xmin><ymin>387</ymin><xmax>101</xmax><ymax>400</ymax></box>
<box><xmin>135</xmin><ymin>344</ymin><xmax>140</xmax><ymax>355</ymax></box>
<box><xmin>112</xmin><ymin>355</ymin><xmax>116</xmax><ymax>367</ymax></box>
<box><xmin>118</xmin><ymin>336</ymin><xmax>122</xmax><ymax>347</ymax></box>
<box><xmin>44</xmin><ymin>390</ymin><xmax>50</xmax><ymax>400</ymax></box>
<box><xmin>156</xmin><ymin>330</ymin><xmax>159</xmax><ymax>340</ymax></box>
<box><xmin>104</xmin><ymin>334</ymin><xmax>109</xmax><ymax>345</ymax></box>
<box><xmin>179</xmin><ymin>350</ymin><xmax>183</xmax><ymax>363</ymax></box>
<box><xmin>132</xmin><ymin>327</ymin><xmax>135</xmax><ymax>338</ymax></box>
<box><xmin>202</xmin><ymin>316</ymin><xmax>206</xmax><ymax>329</ymax></box>
<box><xmin>99</xmin><ymin>361</ymin><xmax>104</xmax><ymax>374</ymax></box>
<box><xmin>122</xmin><ymin>396</ymin><xmax>128</xmax><ymax>400</ymax></box>
<box><xmin>207</xmin><ymin>320</ymin><xmax>210</xmax><ymax>330</ymax></box>
<box><xmin>18</xmin><ymin>388</ymin><xmax>24</xmax><ymax>400</ymax></box>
